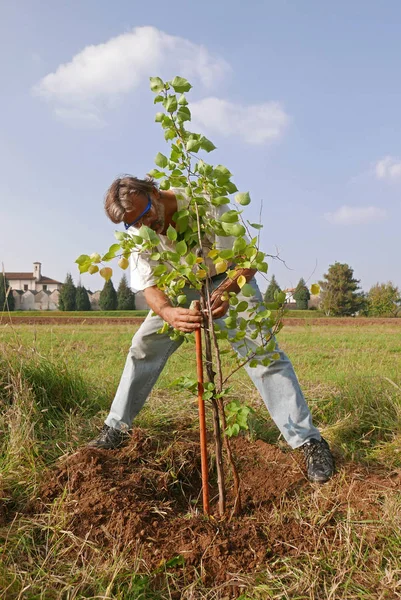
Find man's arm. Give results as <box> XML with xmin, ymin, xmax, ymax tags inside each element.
<box><xmin>209</xmin><ymin>267</ymin><xmax>257</xmax><ymax>319</ymax></box>
<box><xmin>144</xmin><ymin>285</ymin><xmax>202</xmax><ymax>333</ymax></box>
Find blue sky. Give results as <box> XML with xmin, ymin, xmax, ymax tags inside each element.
<box><xmin>1</xmin><ymin>0</ymin><xmax>400</xmax><ymax>293</ymax></box>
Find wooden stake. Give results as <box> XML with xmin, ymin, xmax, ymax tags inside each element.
<box><xmin>195</xmin><ymin>322</ymin><xmax>210</xmax><ymax>515</ymax></box>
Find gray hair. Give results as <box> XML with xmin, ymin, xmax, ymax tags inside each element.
<box><xmin>104</xmin><ymin>176</ymin><xmax>157</xmax><ymax>224</ymax></box>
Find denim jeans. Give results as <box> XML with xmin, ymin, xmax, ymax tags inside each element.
<box><xmin>105</xmin><ymin>277</ymin><xmax>321</xmax><ymax>449</ymax></box>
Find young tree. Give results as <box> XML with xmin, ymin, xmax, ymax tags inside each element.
<box><xmin>319</xmin><ymin>262</ymin><xmax>365</xmax><ymax>316</ymax></box>
<box><xmin>76</xmin><ymin>284</ymin><xmax>91</xmax><ymax>311</ymax></box>
<box><xmin>58</xmin><ymin>273</ymin><xmax>76</xmax><ymax>311</ymax></box>
<box><xmin>367</xmin><ymin>282</ymin><xmax>401</xmax><ymax>317</ymax></box>
<box><xmin>293</xmin><ymin>277</ymin><xmax>310</xmax><ymax>310</ymax></box>
<box><xmin>264</xmin><ymin>275</ymin><xmax>281</xmax><ymax>303</ymax></box>
<box><xmin>117</xmin><ymin>274</ymin><xmax>136</xmax><ymax>310</ymax></box>
<box><xmin>77</xmin><ymin>76</ymin><xmax>317</xmax><ymax>515</ymax></box>
<box><xmin>0</xmin><ymin>274</ymin><xmax>15</xmax><ymax>311</ymax></box>
<box><xmin>99</xmin><ymin>280</ymin><xmax>118</xmax><ymax>310</ymax></box>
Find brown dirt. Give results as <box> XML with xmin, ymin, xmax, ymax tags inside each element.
<box><xmin>4</xmin><ymin>316</ymin><xmax>401</xmax><ymax>326</ymax></box>
<box><xmin>33</xmin><ymin>430</ymin><xmax>401</xmax><ymax>589</ymax></box>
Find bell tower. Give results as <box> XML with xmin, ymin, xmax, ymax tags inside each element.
<box><xmin>33</xmin><ymin>262</ymin><xmax>42</xmax><ymax>281</ymax></box>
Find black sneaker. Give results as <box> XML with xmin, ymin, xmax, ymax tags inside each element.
<box><xmin>87</xmin><ymin>424</ymin><xmax>130</xmax><ymax>450</ymax></box>
<box><xmin>301</xmin><ymin>437</ymin><xmax>335</xmax><ymax>483</ymax></box>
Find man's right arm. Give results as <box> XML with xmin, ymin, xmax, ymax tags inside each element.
<box><xmin>143</xmin><ymin>285</ymin><xmax>202</xmax><ymax>333</ymax></box>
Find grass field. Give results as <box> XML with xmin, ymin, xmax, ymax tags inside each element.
<box><xmin>1</xmin><ymin>320</ymin><xmax>401</xmax><ymax>598</ymax></box>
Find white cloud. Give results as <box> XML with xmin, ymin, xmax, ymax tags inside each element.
<box><xmin>191</xmin><ymin>97</ymin><xmax>289</xmax><ymax>144</ymax></box>
<box><xmin>33</xmin><ymin>26</ymin><xmax>230</xmax><ymax>122</ymax></box>
<box><xmin>324</xmin><ymin>205</ymin><xmax>387</xmax><ymax>225</ymax></box>
<box><xmin>375</xmin><ymin>156</ymin><xmax>401</xmax><ymax>180</ymax></box>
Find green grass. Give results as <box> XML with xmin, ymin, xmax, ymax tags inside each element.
<box><xmin>0</xmin><ymin>310</ymin><xmax>149</xmax><ymax>318</ymax></box>
<box><xmin>1</xmin><ymin>321</ymin><xmax>401</xmax><ymax>598</ymax></box>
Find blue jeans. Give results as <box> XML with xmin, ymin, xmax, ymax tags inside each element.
<box><xmin>105</xmin><ymin>277</ymin><xmax>321</xmax><ymax>449</ymax></box>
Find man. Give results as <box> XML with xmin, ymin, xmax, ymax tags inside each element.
<box><xmin>89</xmin><ymin>176</ymin><xmax>335</xmax><ymax>484</ymax></box>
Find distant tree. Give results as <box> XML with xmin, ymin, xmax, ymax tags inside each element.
<box><xmin>117</xmin><ymin>274</ymin><xmax>136</xmax><ymax>310</ymax></box>
<box><xmin>264</xmin><ymin>275</ymin><xmax>281</xmax><ymax>303</ymax></box>
<box><xmin>76</xmin><ymin>285</ymin><xmax>91</xmax><ymax>311</ymax></box>
<box><xmin>99</xmin><ymin>279</ymin><xmax>118</xmax><ymax>311</ymax></box>
<box><xmin>59</xmin><ymin>273</ymin><xmax>77</xmax><ymax>311</ymax></box>
<box><xmin>293</xmin><ymin>277</ymin><xmax>310</xmax><ymax>310</ymax></box>
<box><xmin>0</xmin><ymin>274</ymin><xmax>15</xmax><ymax>311</ymax></box>
<box><xmin>319</xmin><ymin>262</ymin><xmax>365</xmax><ymax>316</ymax></box>
<box><xmin>367</xmin><ymin>282</ymin><xmax>401</xmax><ymax>317</ymax></box>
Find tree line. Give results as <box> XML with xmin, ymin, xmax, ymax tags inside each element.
<box><xmin>265</xmin><ymin>262</ymin><xmax>401</xmax><ymax>317</ymax></box>
<box><xmin>1</xmin><ymin>263</ymin><xmax>400</xmax><ymax>315</ymax></box>
<box><xmin>58</xmin><ymin>274</ymin><xmax>136</xmax><ymax>311</ymax></box>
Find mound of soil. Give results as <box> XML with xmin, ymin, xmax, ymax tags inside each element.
<box><xmin>37</xmin><ymin>430</ymin><xmax>400</xmax><ymax>588</ymax></box>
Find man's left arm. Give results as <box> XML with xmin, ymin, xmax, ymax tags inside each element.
<box><xmin>209</xmin><ymin>267</ymin><xmax>257</xmax><ymax>319</ymax></box>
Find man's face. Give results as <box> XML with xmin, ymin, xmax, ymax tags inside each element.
<box><xmin>124</xmin><ymin>192</ymin><xmax>166</xmax><ymax>234</ymax></box>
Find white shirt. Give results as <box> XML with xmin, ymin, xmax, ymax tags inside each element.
<box><xmin>130</xmin><ymin>189</ymin><xmax>237</xmax><ymax>291</ymax></box>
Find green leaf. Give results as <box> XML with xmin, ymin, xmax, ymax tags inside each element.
<box><xmin>159</xmin><ymin>179</ymin><xmax>170</xmax><ymax>191</ymax></box>
<box><xmin>220</xmin><ymin>210</ymin><xmax>239</xmax><ymax>224</ymax></box>
<box><xmin>221</xmin><ymin>222</ymin><xmax>246</xmax><ymax>237</ymax></box>
<box><xmin>214</xmin><ymin>165</ymin><xmax>232</xmax><ymax>181</ymax></box>
<box><xmin>236</xmin><ymin>300</ymin><xmax>249</xmax><ymax>312</ymax></box>
<box><xmin>75</xmin><ymin>254</ymin><xmax>90</xmax><ymax>266</ymax></box>
<box><xmin>186</xmin><ymin>253</ymin><xmax>196</xmax><ymax>266</ymax></box>
<box><xmin>148</xmin><ymin>169</ymin><xmax>165</xmax><ymax>179</ymax></box>
<box><xmin>233</xmin><ymin>238</ymin><xmax>247</xmax><ymax>254</ymax></box>
<box><xmin>137</xmin><ymin>225</ymin><xmax>159</xmax><ymax>245</ymax></box>
<box><xmin>153</xmin><ymin>94</ymin><xmax>163</xmax><ymax>104</ymax></box>
<box><xmin>200</xmin><ymin>136</ymin><xmax>216</xmax><ymax>152</ymax></box>
<box><xmin>177</xmin><ymin>294</ymin><xmax>187</xmax><ymax>305</ymax></box>
<box><xmin>219</xmin><ymin>249</ymin><xmax>234</xmax><ymax>259</ymax></box>
<box><xmin>155</xmin><ymin>152</ymin><xmax>168</xmax><ymax>168</ymax></box>
<box><xmin>225</xmin><ymin>181</ymin><xmax>238</xmax><ymax>193</ymax></box>
<box><xmin>256</xmin><ymin>262</ymin><xmax>268</xmax><ymax>273</ymax></box>
<box><xmin>165</xmin><ymin>95</ymin><xmax>177</xmax><ymax>113</ymax></box>
<box><xmin>186</xmin><ymin>139</ymin><xmax>201</xmax><ymax>152</ymax></box>
<box><xmin>276</xmin><ymin>291</ymin><xmax>286</xmax><ymax>304</ymax></box>
<box><xmin>176</xmin><ymin>240</ymin><xmax>187</xmax><ymax>256</ymax></box>
<box><xmin>176</xmin><ymin>216</ymin><xmax>189</xmax><ymax>233</ymax></box>
<box><xmin>170</xmin><ymin>76</ymin><xmax>192</xmax><ymax>93</ymax></box>
<box><xmin>155</xmin><ymin>112</ymin><xmax>164</xmax><ymax>122</ymax></box>
<box><xmin>211</xmin><ymin>196</ymin><xmax>230</xmax><ymax>206</ymax></box>
<box><xmin>149</xmin><ymin>77</ymin><xmax>164</xmax><ymax>93</ymax></box>
<box><xmin>241</xmin><ymin>283</ymin><xmax>255</xmax><ymax>297</ymax></box>
<box><xmin>167</xmin><ymin>225</ymin><xmax>177</xmax><ymax>241</ymax></box>
<box><xmin>176</xmin><ymin>106</ymin><xmax>191</xmax><ymax>122</ymax></box>
<box><xmin>164</xmin><ymin>128</ymin><xmax>176</xmax><ymax>141</ymax></box>
<box><xmin>102</xmin><ymin>243</ymin><xmax>121</xmax><ymax>261</ymax></box>
<box><xmin>249</xmin><ymin>222</ymin><xmax>263</xmax><ymax>229</ymax></box>
<box><xmin>223</xmin><ymin>316</ymin><xmax>237</xmax><ymax>329</ymax></box>
<box><xmin>235</xmin><ymin>192</ymin><xmax>251</xmax><ymax>206</ymax></box>
<box><xmin>178</xmin><ymin>93</ymin><xmax>188</xmax><ymax>105</ymax></box>
<box><xmin>153</xmin><ymin>265</ymin><xmax>167</xmax><ymax>276</ymax></box>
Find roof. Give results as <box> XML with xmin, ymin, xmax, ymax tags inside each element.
<box><xmin>6</xmin><ymin>272</ymin><xmax>36</xmax><ymax>280</ymax></box>
<box><xmin>5</xmin><ymin>273</ymin><xmax>62</xmax><ymax>284</ymax></box>
<box><xmin>40</xmin><ymin>276</ymin><xmax>62</xmax><ymax>284</ymax></box>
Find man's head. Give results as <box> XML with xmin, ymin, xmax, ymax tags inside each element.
<box><xmin>104</xmin><ymin>176</ymin><xmax>166</xmax><ymax>233</ymax></box>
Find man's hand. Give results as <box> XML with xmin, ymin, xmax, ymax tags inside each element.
<box><xmin>161</xmin><ymin>306</ymin><xmax>202</xmax><ymax>332</ymax></box>
<box><xmin>210</xmin><ymin>291</ymin><xmax>230</xmax><ymax>319</ymax></box>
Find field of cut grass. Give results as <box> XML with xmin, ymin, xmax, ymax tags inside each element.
<box><xmin>1</xmin><ymin>320</ymin><xmax>401</xmax><ymax>598</ymax></box>
<box><xmin>0</xmin><ymin>309</ymin><xmax>149</xmax><ymax>318</ymax></box>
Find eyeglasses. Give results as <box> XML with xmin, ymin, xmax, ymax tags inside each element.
<box><xmin>124</xmin><ymin>194</ymin><xmax>152</xmax><ymax>230</ymax></box>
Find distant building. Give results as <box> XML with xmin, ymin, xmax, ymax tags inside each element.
<box><xmin>6</xmin><ymin>262</ymin><xmax>62</xmax><ymax>310</ymax></box>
